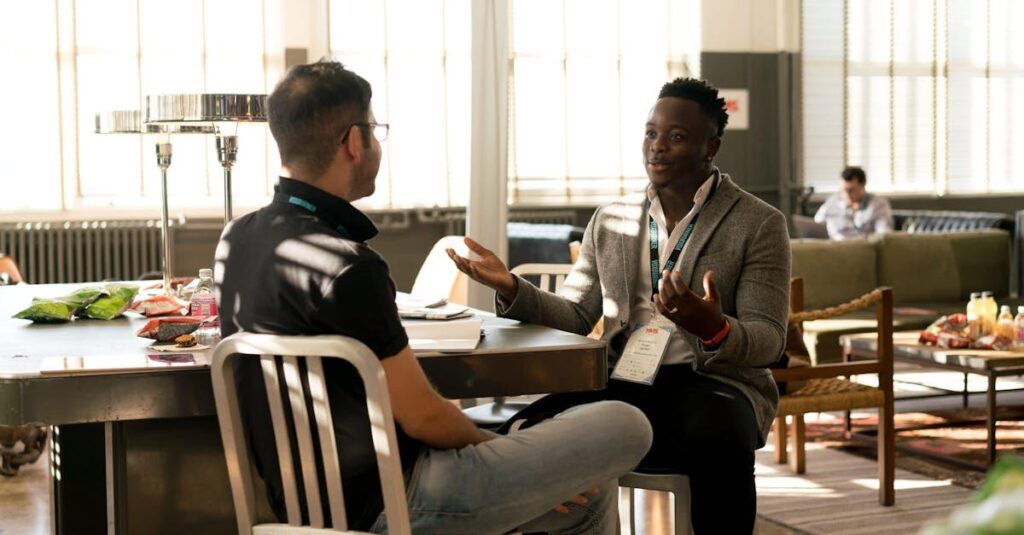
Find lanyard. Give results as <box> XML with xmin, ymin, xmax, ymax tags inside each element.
<box><xmin>273</xmin><ymin>192</ymin><xmax>352</xmax><ymax>239</ymax></box>
<box><xmin>648</xmin><ymin>178</ymin><xmax>717</xmax><ymax>297</ymax></box>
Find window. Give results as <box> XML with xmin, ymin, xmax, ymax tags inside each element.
<box><xmin>2</xmin><ymin>1</ymin><xmax>702</xmax><ymax>216</ymax></box>
<box><xmin>329</xmin><ymin>0</ymin><xmax>471</xmax><ymax>210</ymax></box>
<box><xmin>508</xmin><ymin>0</ymin><xmax>701</xmax><ymax>205</ymax></box>
<box><xmin>801</xmin><ymin>0</ymin><xmax>1024</xmax><ymax>195</ymax></box>
<box><xmin>0</xmin><ymin>0</ymin><xmax>281</xmax><ymax>215</ymax></box>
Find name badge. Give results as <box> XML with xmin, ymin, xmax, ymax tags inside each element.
<box><xmin>611</xmin><ymin>314</ymin><xmax>675</xmax><ymax>385</ymax></box>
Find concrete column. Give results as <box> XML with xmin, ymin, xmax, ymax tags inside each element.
<box><xmin>467</xmin><ymin>0</ymin><xmax>510</xmax><ymax>311</ymax></box>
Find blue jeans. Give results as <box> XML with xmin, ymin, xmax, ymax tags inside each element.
<box><xmin>370</xmin><ymin>400</ymin><xmax>653</xmax><ymax>534</ymax></box>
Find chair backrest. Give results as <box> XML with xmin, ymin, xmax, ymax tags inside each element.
<box><xmin>510</xmin><ymin>263</ymin><xmax>573</xmax><ymax>294</ymax></box>
<box><xmin>211</xmin><ymin>333</ymin><xmax>411</xmax><ymax>535</ymax></box>
<box><xmin>0</xmin><ymin>254</ymin><xmax>24</xmax><ymax>284</ymax></box>
<box><xmin>411</xmin><ymin>235</ymin><xmax>469</xmax><ymax>305</ymax></box>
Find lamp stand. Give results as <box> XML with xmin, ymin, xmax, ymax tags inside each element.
<box><xmin>155</xmin><ymin>141</ymin><xmax>174</xmax><ymax>295</ymax></box>
<box><xmin>216</xmin><ymin>135</ymin><xmax>238</xmax><ymax>224</ymax></box>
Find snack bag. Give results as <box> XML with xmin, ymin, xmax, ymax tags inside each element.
<box><xmin>13</xmin><ymin>298</ymin><xmax>77</xmax><ymax>323</ymax></box>
<box><xmin>973</xmin><ymin>334</ymin><xmax>1013</xmax><ymax>351</ymax></box>
<box><xmin>129</xmin><ymin>295</ymin><xmax>186</xmax><ymax>317</ymax></box>
<box><xmin>937</xmin><ymin>332</ymin><xmax>972</xmax><ymax>349</ymax></box>
<box><xmin>81</xmin><ymin>285</ymin><xmax>140</xmax><ymax>320</ymax></box>
<box><xmin>12</xmin><ymin>286</ymin><xmax>106</xmax><ymax>323</ymax></box>
<box><xmin>62</xmin><ymin>286</ymin><xmax>106</xmax><ymax>314</ymax></box>
<box><xmin>135</xmin><ymin>316</ymin><xmax>208</xmax><ymax>342</ymax></box>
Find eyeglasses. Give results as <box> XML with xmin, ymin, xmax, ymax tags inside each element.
<box><xmin>341</xmin><ymin>122</ymin><xmax>390</xmax><ymax>144</ymax></box>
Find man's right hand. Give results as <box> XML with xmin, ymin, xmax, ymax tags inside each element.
<box><xmin>446</xmin><ymin>237</ymin><xmax>518</xmax><ymax>301</ymax></box>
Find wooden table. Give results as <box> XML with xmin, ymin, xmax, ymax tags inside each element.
<box><xmin>842</xmin><ymin>331</ymin><xmax>1024</xmax><ymax>468</ymax></box>
<box><xmin>0</xmin><ymin>283</ymin><xmax>607</xmax><ymax>535</ymax></box>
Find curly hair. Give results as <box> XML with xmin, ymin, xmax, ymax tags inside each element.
<box><xmin>658</xmin><ymin>78</ymin><xmax>729</xmax><ymax>137</ymax></box>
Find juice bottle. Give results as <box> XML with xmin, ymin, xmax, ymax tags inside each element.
<box><xmin>995</xmin><ymin>305</ymin><xmax>1014</xmax><ymax>339</ymax></box>
<box><xmin>966</xmin><ymin>292</ymin><xmax>982</xmax><ymax>339</ymax></box>
<box><xmin>981</xmin><ymin>291</ymin><xmax>998</xmax><ymax>336</ymax></box>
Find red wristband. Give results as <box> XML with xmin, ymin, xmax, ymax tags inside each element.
<box><xmin>699</xmin><ymin>318</ymin><xmax>731</xmax><ymax>347</ymax></box>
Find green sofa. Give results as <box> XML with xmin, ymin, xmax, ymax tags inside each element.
<box><xmin>791</xmin><ymin>229</ymin><xmax>1015</xmax><ymax>364</ymax></box>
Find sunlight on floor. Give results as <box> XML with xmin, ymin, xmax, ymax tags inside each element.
<box><xmin>852</xmin><ymin>477</ymin><xmax>955</xmax><ymax>490</ymax></box>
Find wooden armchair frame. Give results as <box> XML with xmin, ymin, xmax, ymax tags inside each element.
<box><xmin>770</xmin><ymin>278</ymin><xmax>895</xmax><ymax>506</ymax></box>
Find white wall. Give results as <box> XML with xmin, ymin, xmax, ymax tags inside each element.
<box><xmin>701</xmin><ymin>0</ymin><xmax>800</xmax><ymax>53</ymax></box>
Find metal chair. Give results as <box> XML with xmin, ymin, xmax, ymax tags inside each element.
<box><xmin>619</xmin><ymin>472</ymin><xmax>694</xmax><ymax>535</ymax></box>
<box><xmin>211</xmin><ymin>333</ymin><xmax>412</xmax><ymax>535</ymax></box>
<box><xmin>462</xmin><ymin>263</ymin><xmax>573</xmax><ymax>426</ymax></box>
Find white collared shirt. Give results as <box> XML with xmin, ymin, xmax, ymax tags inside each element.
<box><xmin>629</xmin><ymin>172</ymin><xmax>717</xmax><ymax>365</ymax></box>
<box><xmin>813</xmin><ymin>192</ymin><xmax>894</xmax><ymax>240</ymax></box>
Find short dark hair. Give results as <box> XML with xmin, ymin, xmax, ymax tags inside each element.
<box><xmin>268</xmin><ymin>60</ymin><xmax>372</xmax><ymax>178</ymax></box>
<box><xmin>841</xmin><ymin>166</ymin><xmax>867</xmax><ymax>184</ymax></box>
<box><xmin>658</xmin><ymin>78</ymin><xmax>729</xmax><ymax>137</ymax></box>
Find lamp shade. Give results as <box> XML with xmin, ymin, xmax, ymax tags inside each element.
<box><xmin>145</xmin><ymin>94</ymin><xmax>268</xmax><ymax>123</ymax></box>
<box><xmin>95</xmin><ymin>110</ymin><xmax>217</xmax><ymax>135</ymax></box>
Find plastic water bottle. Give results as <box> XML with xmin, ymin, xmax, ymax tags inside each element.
<box><xmin>190</xmin><ymin>269</ymin><xmax>220</xmax><ymax>346</ymax></box>
<box><xmin>190</xmin><ymin>269</ymin><xmax>217</xmax><ymax>316</ymax></box>
<box><xmin>1015</xmin><ymin>306</ymin><xmax>1024</xmax><ymax>348</ymax></box>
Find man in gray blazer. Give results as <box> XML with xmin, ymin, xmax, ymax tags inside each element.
<box><xmin>450</xmin><ymin>78</ymin><xmax>791</xmax><ymax>533</ymax></box>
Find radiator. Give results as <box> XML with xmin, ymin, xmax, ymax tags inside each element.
<box><xmin>0</xmin><ymin>220</ymin><xmax>169</xmax><ymax>284</ymax></box>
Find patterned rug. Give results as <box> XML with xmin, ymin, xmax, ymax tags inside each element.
<box><xmin>802</xmin><ymin>405</ymin><xmax>1024</xmax><ymax>489</ymax></box>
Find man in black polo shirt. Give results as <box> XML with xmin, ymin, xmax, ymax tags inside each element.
<box><xmin>216</xmin><ymin>60</ymin><xmax>652</xmax><ymax>533</ymax></box>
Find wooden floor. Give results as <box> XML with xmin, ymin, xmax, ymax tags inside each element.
<box><xmin>754</xmin><ymin>438</ymin><xmax>973</xmax><ymax>535</ymax></box>
<box><xmin>0</xmin><ymin>446</ymin><xmax>796</xmax><ymax>535</ymax></box>
<box><xmin>0</xmin><ymin>446</ymin><xmax>969</xmax><ymax>535</ymax></box>
<box><xmin>0</xmin><ymin>448</ymin><xmax>50</xmax><ymax>535</ymax></box>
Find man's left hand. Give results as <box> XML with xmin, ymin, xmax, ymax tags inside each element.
<box><xmin>654</xmin><ymin>270</ymin><xmax>725</xmax><ymax>340</ymax></box>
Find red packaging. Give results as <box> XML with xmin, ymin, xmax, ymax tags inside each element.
<box><xmin>135</xmin><ymin>316</ymin><xmax>210</xmax><ymax>342</ymax></box>
<box><xmin>130</xmin><ymin>295</ymin><xmax>186</xmax><ymax>317</ymax></box>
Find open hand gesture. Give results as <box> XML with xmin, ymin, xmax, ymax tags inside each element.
<box><xmin>446</xmin><ymin>237</ymin><xmax>518</xmax><ymax>301</ymax></box>
<box><xmin>653</xmin><ymin>270</ymin><xmax>726</xmax><ymax>341</ymax></box>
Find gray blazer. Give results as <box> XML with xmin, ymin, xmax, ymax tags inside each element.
<box><xmin>498</xmin><ymin>171</ymin><xmax>791</xmax><ymax>445</ymax></box>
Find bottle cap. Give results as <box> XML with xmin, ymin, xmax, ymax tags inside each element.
<box><xmin>981</xmin><ymin>291</ymin><xmax>993</xmax><ymax>298</ymax></box>
<box><xmin>199</xmin><ymin>268</ymin><xmax>213</xmax><ymax>279</ymax></box>
<box><xmin>970</xmin><ymin>292</ymin><xmax>982</xmax><ymax>298</ymax></box>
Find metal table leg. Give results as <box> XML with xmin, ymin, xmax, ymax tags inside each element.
<box><xmin>986</xmin><ymin>374</ymin><xmax>997</xmax><ymax>465</ymax></box>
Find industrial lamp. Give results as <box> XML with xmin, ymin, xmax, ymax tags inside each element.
<box><xmin>144</xmin><ymin>94</ymin><xmax>268</xmax><ymax>223</ymax></box>
<box><xmin>95</xmin><ymin>110</ymin><xmax>216</xmax><ymax>295</ymax></box>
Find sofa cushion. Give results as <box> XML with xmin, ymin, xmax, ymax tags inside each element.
<box><xmin>946</xmin><ymin>230</ymin><xmax>1010</xmax><ymax>298</ymax></box>
<box><xmin>791</xmin><ymin>239</ymin><xmax>878</xmax><ymax>310</ymax></box>
<box><xmin>875</xmin><ymin>230</ymin><xmax>1010</xmax><ymax>304</ymax></box>
<box><xmin>875</xmin><ymin>232</ymin><xmax>961</xmax><ymax>305</ymax></box>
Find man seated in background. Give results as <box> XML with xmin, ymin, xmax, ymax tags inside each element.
<box><xmin>814</xmin><ymin>165</ymin><xmax>894</xmax><ymax>240</ymax></box>
<box><xmin>216</xmin><ymin>60</ymin><xmax>652</xmax><ymax>534</ymax></box>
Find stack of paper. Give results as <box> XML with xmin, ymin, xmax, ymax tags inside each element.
<box><xmin>396</xmin><ymin>293</ymin><xmax>472</xmax><ymax>320</ymax></box>
<box><xmin>403</xmin><ymin>317</ymin><xmax>482</xmax><ymax>352</ymax></box>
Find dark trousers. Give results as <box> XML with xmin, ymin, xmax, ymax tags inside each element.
<box><xmin>502</xmin><ymin>364</ymin><xmax>759</xmax><ymax>534</ymax></box>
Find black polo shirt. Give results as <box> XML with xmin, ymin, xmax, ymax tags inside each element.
<box><xmin>216</xmin><ymin>177</ymin><xmax>421</xmax><ymax>529</ymax></box>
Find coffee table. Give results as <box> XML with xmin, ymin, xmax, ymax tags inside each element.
<box><xmin>842</xmin><ymin>331</ymin><xmax>1024</xmax><ymax>468</ymax></box>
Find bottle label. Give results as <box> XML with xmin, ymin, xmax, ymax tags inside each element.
<box><xmin>190</xmin><ymin>294</ymin><xmax>219</xmax><ymax>320</ymax></box>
